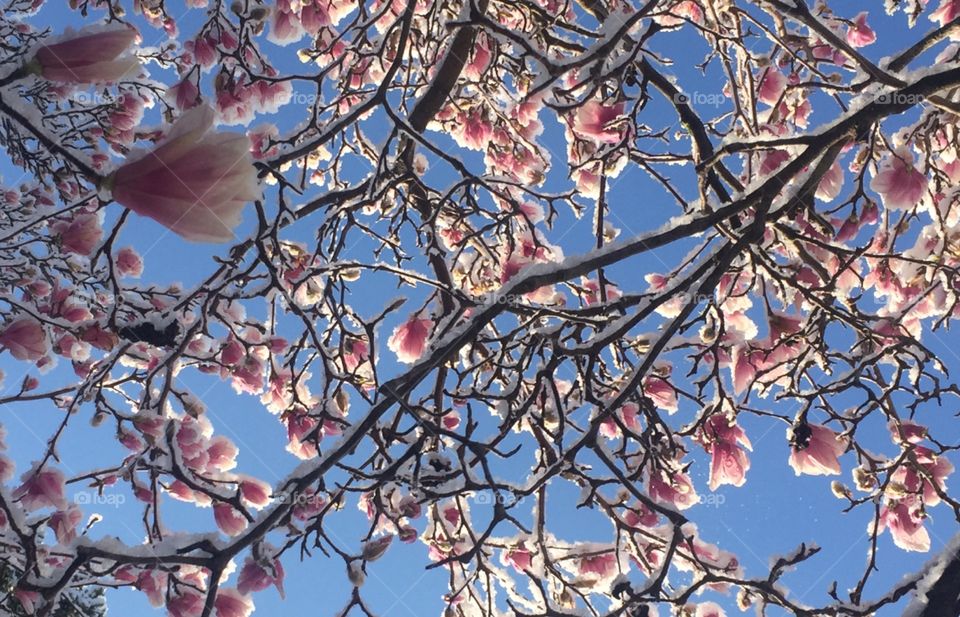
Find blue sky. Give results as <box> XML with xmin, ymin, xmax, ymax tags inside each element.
<box><xmin>0</xmin><ymin>2</ymin><xmax>958</xmax><ymax>616</ymax></box>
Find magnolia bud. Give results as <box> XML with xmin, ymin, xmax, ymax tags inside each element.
<box><xmin>853</xmin><ymin>466</ymin><xmax>876</xmax><ymax>491</ymax></box>
<box><xmin>830</xmin><ymin>481</ymin><xmax>850</xmax><ymax>499</ymax></box>
<box><xmin>885</xmin><ymin>481</ymin><xmax>908</xmax><ymax>499</ymax></box>
<box><xmin>340</xmin><ymin>268</ymin><xmax>361</xmax><ymax>282</ymax></box>
<box><xmin>347</xmin><ymin>561</ymin><xmax>365</xmax><ymax>587</ymax></box>
<box><xmin>361</xmin><ymin>535</ymin><xmax>393</xmax><ymax>562</ymax></box>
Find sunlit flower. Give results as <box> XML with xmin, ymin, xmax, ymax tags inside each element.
<box><xmin>13</xmin><ymin>467</ymin><xmax>67</xmax><ymax>510</ymax></box>
<box><xmin>387</xmin><ymin>315</ymin><xmax>432</xmax><ymax>363</ymax></box>
<box><xmin>0</xmin><ymin>318</ymin><xmax>47</xmax><ymax>361</ymax></box>
<box><xmin>788</xmin><ymin>423</ymin><xmax>846</xmax><ymax>476</ymax></box>
<box><xmin>845</xmin><ymin>12</ymin><xmax>876</xmax><ymax>47</ymax></box>
<box><xmin>870</xmin><ymin>151</ymin><xmax>926</xmax><ymax>210</ymax></box>
<box><xmin>109</xmin><ymin>105</ymin><xmax>260</xmax><ymax>243</ymax></box>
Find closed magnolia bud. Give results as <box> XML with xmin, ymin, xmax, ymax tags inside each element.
<box><xmin>90</xmin><ymin>411</ymin><xmax>107</xmax><ymax>427</ymax></box>
<box><xmin>700</xmin><ymin>323</ymin><xmax>717</xmax><ymax>343</ymax></box>
<box><xmin>340</xmin><ymin>268</ymin><xmax>361</xmax><ymax>282</ymax></box>
<box><xmin>347</xmin><ymin>561</ymin><xmax>365</xmax><ymax>587</ymax></box>
<box><xmin>737</xmin><ymin>587</ymin><xmax>753</xmax><ymax>610</ymax></box>
<box><xmin>853</xmin><ymin>466</ymin><xmax>876</xmax><ymax>491</ymax></box>
<box><xmin>413</xmin><ymin>153</ymin><xmax>429</xmax><ymax>175</ymax></box>
<box><xmin>361</xmin><ymin>535</ymin><xmax>393</xmax><ymax>562</ymax></box>
<box><xmin>830</xmin><ymin>481</ymin><xmax>850</xmax><ymax>499</ymax></box>
<box><xmin>182</xmin><ymin>393</ymin><xmax>205</xmax><ymax>418</ymax></box>
<box><xmin>885</xmin><ymin>481</ymin><xmax>908</xmax><ymax>499</ymax></box>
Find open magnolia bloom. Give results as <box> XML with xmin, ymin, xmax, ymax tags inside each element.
<box><xmin>105</xmin><ymin>104</ymin><xmax>260</xmax><ymax>242</ymax></box>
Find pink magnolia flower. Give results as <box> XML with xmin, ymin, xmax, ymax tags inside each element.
<box><xmin>696</xmin><ymin>602</ymin><xmax>726</xmax><ymax>617</ymax></box>
<box><xmin>291</xmin><ymin>489</ymin><xmax>325</xmax><ymax>521</ymax></box>
<box><xmin>248</xmin><ymin>124</ymin><xmax>279</xmax><ymax>160</ymax></box>
<box><xmin>581</xmin><ymin>278</ymin><xmax>622</xmax><ymax>305</ymax></box>
<box><xmin>30</xmin><ymin>25</ymin><xmax>140</xmax><ymax>84</ymax></box>
<box><xmin>501</xmin><ymin>546</ymin><xmax>533</xmax><ymax>571</ymax></box>
<box><xmin>788</xmin><ymin>423</ymin><xmax>847</xmax><ymax>476</ymax></box>
<box><xmin>845</xmin><ymin>12</ymin><xmax>876</xmax><ymax>48</ymax></box>
<box><xmin>13</xmin><ymin>467</ymin><xmax>67</xmax><ymax>510</ymax></box>
<box><xmin>644</xmin><ymin>376</ymin><xmax>678</xmax><ymax>412</ymax></box>
<box><xmin>301</xmin><ymin>0</ymin><xmax>332</xmax><ymax>34</ymax></box>
<box><xmin>572</xmin><ymin>163</ymin><xmax>601</xmax><ymax>199</ymax></box>
<box><xmin>878</xmin><ymin>497</ymin><xmax>930</xmax><ymax>552</ymax></box>
<box><xmin>207</xmin><ymin>436</ymin><xmax>239</xmax><ymax>472</ymax></box>
<box><xmin>53</xmin><ymin>213</ymin><xmax>102</xmax><ymax>255</ymax></box>
<box><xmin>167</xmin><ymin>78</ymin><xmax>201</xmax><ymax>110</ymax></box>
<box><xmin>815</xmin><ymin>161</ymin><xmax>844</xmax><ymax>202</ymax></box>
<box><xmin>757</xmin><ymin>70</ymin><xmax>787</xmax><ymax>105</ymax></box>
<box><xmin>870</xmin><ymin>152</ymin><xmax>927</xmax><ymax>210</ymax></box>
<box><xmin>109</xmin><ymin>104</ymin><xmax>260</xmax><ymax>243</ymax></box>
<box><xmin>136</xmin><ymin>569</ymin><xmax>168</xmax><ymax>607</ymax></box>
<box><xmin>889</xmin><ymin>420</ymin><xmax>927</xmax><ymax>445</ymax></box>
<box><xmin>892</xmin><ymin>446</ymin><xmax>953</xmax><ymax>507</ymax></box>
<box><xmin>343</xmin><ymin>336</ymin><xmax>370</xmax><ymax>371</ymax></box>
<box><xmin>387</xmin><ymin>315</ymin><xmax>432</xmax><ymax>363</ymax></box>
<box><xmin>214</xmin><ymin>588</ymin><xmax>254</xmax><ymax>617</ymax></box>
<box><xmin>213</xmin><ymin>502</ymin><xmax>249</xmax><ymax>536</ymax></box>
<box><xmin>701</xmin><ymin>415</ymin><xmax>752</xmax><ymax>490</ymax></box>
<box><xmin>0</xmin><ymin>317</ymin><xmax>47</xmax><ymax>361</ymax></box>
<box><xmin>15</xmin><ymin>590</ymin><xmax>40</xmax><ymax>615</ymax></box>
<box><xmin>460</xmin><ymin>108</ymin><xmax>493</xmax><ymax>151</ymax></box>
<box><xmin>238</xmin><ymin>476</ymin><xmax>272</xmax><ymax>508</ymax></box>
<box><xmin>930</xmin><ymin>0</ymin><xmax>960</xmax><ymax>26</ymax></box>
<box><xmin>577</xmin><ymin>552</ymin><xmax>617</xmax><ymax>578</ymax></box>
<box><xmin>654</xmin><ymin>0</ymin><xmax>704</xmax><ymax>26</ymax></box>
<box><xmin>623</xmin><ymin>502</ymin><xmax>658</xmax><ymax>528</ymax></box>
<box><xmin>190</xmin><ymin>35</ymin><xmax>218</xmax><ymax>67</ymax></box>
<box><xmin>572</xmin><ymin>101</ymin><xmax>626</xmax><ymax>144</ymax></box>
<box><xmin>465</xmin><ymin>32</ymin><xmax>492</xmax><ymax>80</ymax></box>
<box><xmin>441</xmin><ymin>411</ymin><xmax>460</xmax><ymax>430</ymax></box>
<box><xmin>811</xmin><ymin>40</ymin><xmax>845</xmax><ymax>65</ymax></box>
<box><xmin>0</xmin><ymin>454</ymin><xmax>15</xmax><ymax>483</ymax></box>
<box><xmin>268</xmin><ymin>0</ymin><xmax>305</xmax><ymax>45</ymax></box>
<box><xmin>167</xmin><ymin>590</ymin><xmax>204</xmax><ymax>617</ymax></box>
<box><xmin>759</xmin><ymin>149</ymin><xmax>790</xmax><ymax>176</ymax></box>
<box><xmin>600</xmin><ymin>402</ymin><xmax>641</xmax><ymax>439</ymax></box>
<box><xmin>216</xmin><ymin>80</ymin><xmax>256</xmax><ymax>126</ymax></box>
<box><xmin>237</xmin><ymin>555</ymin><xmax>285</xmax><ymax>597</ymax></box>
<box><xmin>167</xmin><ymin>479</ymin><xmax>211</xmax><ymax>506</ymax></box>
<box><xmin>648</xmin><ymin>468</ymin><xmax>698</xmax><ymax>509</ymax></box>
<box><xmin>731</xmin><ymin>346</ymin><xmax>765</xmax><ymax>394</ymax></box>
<box><xmin>115</xmin><ymin>246</ymin><xmax>143</xmax><ymax>277</ymax></box>
<box><xmin>48</xmin><ymin>505</ymin><xmax>83</xmax><ymax>544</ymax></box>
<box><xmin>107</xmin><ymin>95</ymin><xmax>145</xmax><ymax>146</ymax></box>
<box><xmin>834</xmin><ymin>213</ymin><xmax>860</xmax><ymax>242</ymax></box>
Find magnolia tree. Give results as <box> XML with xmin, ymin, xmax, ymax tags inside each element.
<box><xmin>1</xmin><ymin>0</ymin><xmax>960</xmax><ymax>615</ymax></box>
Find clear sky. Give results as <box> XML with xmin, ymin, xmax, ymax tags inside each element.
<box><xmin>0</xmin><ymin>2</ymin><xmax>958</xmax><ymax>616</ymax></box>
